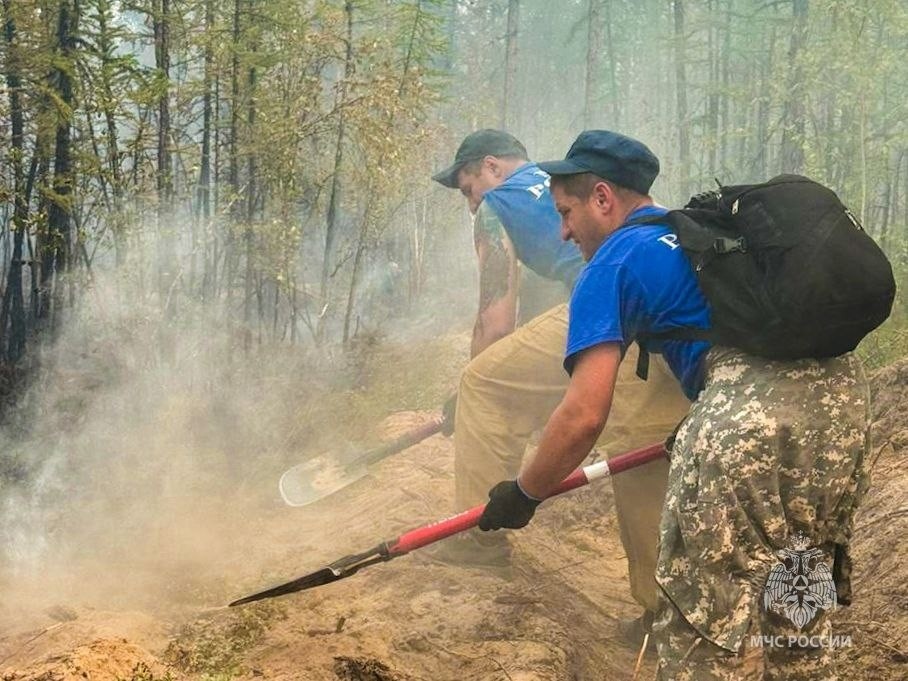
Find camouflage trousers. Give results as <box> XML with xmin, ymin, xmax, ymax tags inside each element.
<box><xmin>653</xmin><ymin>347</ymin><xmax>871</xmax><ymax>680</ymax></box>
<box><xmin>655</xmin><ymin>587</ymin><xmax>839</xmax><ymax>680</ymax></box>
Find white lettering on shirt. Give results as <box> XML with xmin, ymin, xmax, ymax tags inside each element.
<box><xmin>658</xmin><ymin>233</ymin><xmax>680</xmax><ymax>250</ymax></box>
<box><xmin>526</xmin><ymin>170</ymin><xmax>551</xmax><ymax>199</ymax></box>
<box><xmin>527</xmin><ymin>183</ymin><xmax>546</xmax><ymax>199</ymax></box>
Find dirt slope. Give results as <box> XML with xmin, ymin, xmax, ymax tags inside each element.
<box><xmin>2</xmin><ymin>363</ymin><xmax>908</xmax><ymax>680</ymax></box>
<box><xmin>836</xmin><ymin>359</ymin><xmax>908</xmax><ymax>677</ymax></box>
<box><xmin>163</xmin><ymin>410</ymin><xmax>650</xmax><ymax>680</ymax></box>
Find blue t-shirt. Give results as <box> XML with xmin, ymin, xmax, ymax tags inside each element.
<box><xmin>565</xmin><ymin>206</ymin><xmax>712</xmax><ymax>399</ymax></box>
<box><xmin>481</xmin><ymin>163</ymin><xmax>584</xmax><ymax>287</ymax></box>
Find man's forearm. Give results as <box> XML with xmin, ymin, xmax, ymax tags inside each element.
<box><xmin>470</xmin><ymin>300</ymin><xmax>517</xmax><ymax>357</ymax></box>
<box><xmin>476</xmin><ymin>343</ymin><xmax>621</xmax><ymax>532</ymax></box>
<box><xmin>517</xmin><ymin>399</ymin><xmax>606</xmax><ymax>499</ymax></box>
<box><xmin>517</xmin><ymin>344</ymin><xmax>621</xmax><ymax>498</ymax></box>
<box><xmin>470</xmin><ymin>204</ymin><xmax>519</xmax><ymax>357</ymax></box>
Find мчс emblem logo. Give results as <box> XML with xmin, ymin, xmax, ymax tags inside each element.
<box><xmin>763</xmin><ymin>533</ymin><xmax>837</xmax><ymax>629</ymax></box>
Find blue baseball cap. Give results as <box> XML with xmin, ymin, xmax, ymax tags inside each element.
<box><xmin>538</xmin><ymin>130</ymin><xmax>660</xmax><ymax>195</ymax></box>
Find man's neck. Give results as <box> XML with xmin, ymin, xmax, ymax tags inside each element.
<box><xmin>497</xmin><ymin>158</ymin><xmax>529</xmax><ymax>179</ymax></box>
<box><xmin>621</xmin><ymin>198</ymin><xmax>655</xmax><ymax>221</ymax></box>
<box><xmin>603</xmin><ymin>197</ymin><xmax>655</xmax><ymax>240</ymax></box>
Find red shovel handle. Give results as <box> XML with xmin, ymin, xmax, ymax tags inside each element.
<box><xmin>389</xmin><ymin>441</ymin><xmax>667</xmax><ymax>555</ymax></box>
<box><xmin>398</xmin><ymin>417</ymin><xmax>445</xmax><ymax>445</ymax></box>
<box><xmin>603</xmin><ymin>441</ymin><xmax>666</xmax><ymax>475</ymax></box>
<box><xmin>389</xmin><ymin>505</ymin><xmax>487</xmax><ymax>554</ymax></box>
<box><xmin>359</xmin><ymin>417</ymin><xmax>445</xmax><ymax>468</ymax></box>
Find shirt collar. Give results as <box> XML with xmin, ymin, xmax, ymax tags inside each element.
<box><xmin>625</xmin><ymin>204</ymin><xmax>668</xmax><ymax>221</ymax></box>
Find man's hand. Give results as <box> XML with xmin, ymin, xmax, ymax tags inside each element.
<box><xmin>441</xmin><ymin>393</ymin><xmax>457</xmax><ymax>436</ymax></box>
<box><xmin>477</xmin><ymin>480</ymin><xmax>541</xmax><ymax>531</ymax></box>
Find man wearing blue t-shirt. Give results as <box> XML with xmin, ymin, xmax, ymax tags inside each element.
<box><xmin>430</xmin><ymin>130</ymin><xmax>690</xmax><ymax>638</ymax></box>
<box><xmin>476</xmin><ymin>130</ymin><xmax>871</xmax><ymax>679</ymax></box>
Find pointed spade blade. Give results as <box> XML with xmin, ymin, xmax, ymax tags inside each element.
<box><xmin>229</xmin><ymin>566</ymin><xmax>343</xmax><ymax>606</ymax></box>
<box><xmin>229</xmin><ymin>544</ymin><xmax>391</xmax><ymax>607</ymax></box>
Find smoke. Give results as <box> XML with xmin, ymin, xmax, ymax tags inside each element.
<box><xmin>0</xmin><ymin>181</ymin><xmax>479</xmax><ymax>637</ymax></box>
<box><xmin>0</xmin><ymin>276</ymin><xmax>335</xmax><ymax>618</ymax></box>
<box><xmin>0</xmin><ymin>225</ymin><xmax>476</xmax><ymax>631</ymax></box>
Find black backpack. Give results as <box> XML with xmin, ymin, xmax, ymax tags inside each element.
<box><xmin>633</xmin><ymin>174</ymin><xmax>896</xmax><ymax>379</ymax></box>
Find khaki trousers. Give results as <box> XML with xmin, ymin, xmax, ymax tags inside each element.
<box><xmin>454</xmin><ymin>304</ymin><xmax>690</xmax><ymax>610</ymax></box>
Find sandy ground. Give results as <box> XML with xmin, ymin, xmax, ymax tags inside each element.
<box><xmin>2</xmin><ymin>363</ymin><xmax>907</xmax><ymax>680</ymax></box>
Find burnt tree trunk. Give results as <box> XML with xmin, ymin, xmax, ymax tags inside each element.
<box><xmin>780</xmin><ymin>0</ymin><xmax>808</xmax><ymax>174</ymax></box>
<box><xmin>1</xmin><ymin>0</ymin><xmax>28</xmax><ymax>362</ymax></box>
<box><xmin>243</xmin><ymin>13</ymin><xmax>258</xmax><ymax>351</ymax></box>
<box><xmin>501</xmin><ymin>0</ymin><xmax>519</xmax><ymax>128</ymax></box>
<box><xmin>154</xmin><ymin>0</ymin><xmax>175</xmax><ymax>310</ymax></box>
<box><xmin>583</xmin><ymin>0</ymin><xmax>602</xmax><ymax>129</ymax></box>
<box><xmin>673</xmin><ymin>0</ymin><xmax>690</xmax><ymax>198</ymax></box>
<box><xmin>38</xmin><ymin>0</ymin><xmax>80</xmax><ymax>330</ymax></box>
<box><xmin>194</xmin><ymin>0</ymin><xmax>215</xmax><ymax>298</ymax></box>
<box><xmin>226</xmin><ymin>0</ymin><xmax>242</xmax><ymax>304</ymax></box>
<box><xmin>318</xmin><ymin>0</ymin><xmax>354</xmax><ymax>343</ymax></box>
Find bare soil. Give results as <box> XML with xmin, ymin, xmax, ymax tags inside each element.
<box><xmin>2</xmin><ymin>362</ymin><xmax>907</xmax><ymax>681</ymax></box>
<box><xmin>835</xmin><ymin>358</ymin><xmax>908</xmax><ymax>677</ymax></box>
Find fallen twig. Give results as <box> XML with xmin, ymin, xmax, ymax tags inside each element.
<box><xmin>631</xmin><ymin>632</ymin><xmax>650</xmax><ymax>680</ymax></box>
<box><xmin>863</xmin><ymin>633</ymin><xmax>908</xmax><ymax>661</ymax></box>
<box><xmin>855</xmin><ymin>506</ymin><xmax>908</xmax><ymax>532</ymax></box>
<box><xmin>416</xmin><ymin>634</ymin><xmax>514</xmax><ymax>680</ymax></box>
<box><xmin>0</xmin><ymin>622</ymin><xmax>64</xmax><ymax>667</ymax></box>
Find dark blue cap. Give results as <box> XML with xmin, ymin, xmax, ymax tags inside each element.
<box><xmin>432</xmin><ymin>130</ymin><xmax>528</xmax><ymax>188</ymax></box>
<box><xmin>538</xmin><ymin>130</ymin><xmax>659</xmax><ymax>195</ymax></box>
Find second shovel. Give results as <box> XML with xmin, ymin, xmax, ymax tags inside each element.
<box><xmin>279</xmin><ymin>416</ymin><xmax>445</xmax><ymax>507</ymax></box>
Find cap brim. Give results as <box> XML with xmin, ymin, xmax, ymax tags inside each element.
<box><xmin>431</xmin><ymin>162</ymin><xmax>464</xmax><ymax>188</ymax></box>
<box><xmin>536</xmin><ymin>159</ymin><xmax>588</xmax><ymax>176</ymax></box>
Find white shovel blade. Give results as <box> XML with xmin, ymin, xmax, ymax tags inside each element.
<box><xmin>278</xmin><ymin>456</ymin><xmax>366</xmax><ymax>507</ymax></box>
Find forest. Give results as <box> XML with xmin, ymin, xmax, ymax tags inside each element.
<box><xmin>0</xmin><ymin>0</ymin><xmax>906</xmax><ymax>371</ymax></box>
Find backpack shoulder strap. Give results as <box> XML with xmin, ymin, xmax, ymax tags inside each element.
<box><xmin>622</xmin><ymin>210</ymin><xmax>711</xmax><ymax>380</ymax></box>
<box><xmin>635</xmin><ymin>329</ymin><xmax>711</xmax><ymax>381</ymax></box>
<box><xmin>635</xmin><ymin>342</ymin><xmax>650</xmax><ymax>380</ymax></box>
<box><xmin>621</xmin><ymin>212</ymin><xmax>669</xmax><ymax>229</ymax></box>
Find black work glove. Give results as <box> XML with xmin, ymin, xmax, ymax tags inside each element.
<box><xmin>477</xmin><ymin>480</ymin><xmax>542</xmax><ymax>531</ymax></box>
<box><xmin>441</xmin><ymin>393</ymin><xmax>457</xmax><ymax>437</ymax></box>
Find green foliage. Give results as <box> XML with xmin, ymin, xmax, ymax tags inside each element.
<box><xmin>164</xmin><ymin>600</ymin><xmax>287</xmax><ymax>677</ymax></box>
<box><xmin>860</xmin><ymin>237</ymin><xmax>908</xmax><ymax>369</ymax></box>
<box><xmin>2</xmin><ymin>0</ymin><xmax>908</xmax><ymax>364</ymax></box>
<box><xmin>859</xmin><ymin>318</ymin><xmax>908</xmax><ymax>371</ymax></box>
<box><xmin>119</xmin><ymin>662</ymin><xmax>176</xmax><ymax>681</ymax></box>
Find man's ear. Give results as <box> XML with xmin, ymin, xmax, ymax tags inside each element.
<box><xmin>592</xmin><ymin>181</ymin><xmax>612</xmax><ymax>210</ymax></box>
<box><xmin>484</xmin><ymin>156</ymin><xmax>501</xmax><ymax>178</ymax></box>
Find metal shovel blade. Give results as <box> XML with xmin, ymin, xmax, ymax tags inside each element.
<box><xmin>279</xmin><ymin>418</ymin><xmax>445</xmax><ymax>507</ymax></box>
<box><xmin>229</xmin><ymin>566</ymin><xmax>343</xmax><ymax>606</ymax></box>
<box><xmin>278</xmin><ymin>455</ymin><xmax>367</xmax><ymax>507</ymax></box>
<box><xmin>229</xmin><ymin>544</ymin><xmax>390</xmax><ymax>607</ymax></box>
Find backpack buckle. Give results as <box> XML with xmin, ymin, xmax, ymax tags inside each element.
<box><xmin>685</xmin><ymin>190</ymin><xmax>720</xmax><ymax>210</ymax></box>
<box><xmin>714</xmin><ymin>236</ymin><xmax>747</xmax><ymax>254</ymax></box>
<box><xmin>844</xmin><ymin>208</ymin><xmax>863</xmax><ymax>231</ymax></box>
